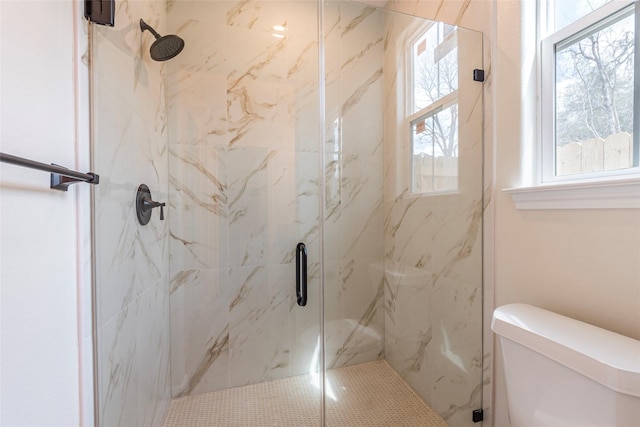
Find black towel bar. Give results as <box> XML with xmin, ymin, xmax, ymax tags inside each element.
<box><xmin>0</xmin><ymin>152</ymin><xmax>99</xmax><ymax>191</ymax></box>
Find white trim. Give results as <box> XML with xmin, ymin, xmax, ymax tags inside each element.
<box><xmin>503</xmin><ymin>177</ymin><xmax>640</xmax><ymax>209</ymax></box>
<box><xmin>539</xmin><ymin>29</ymin><xmax>555</xmax><ymax>183</ymax></box>
<box><xmin>407</xmin><ymin>90</ymin><xmax>458</xmax><ymax>124</ymax></box>
<box><xmin>406</xmin><ymin>21</ymin><xmax>433</xmax><ymax>117</ymax></box>
<box><xmin>545</xmin><ymin>0</ymin><xmax>635</xmax><ymax>42</ymax></box>
<box><xmin>407</xmin><ymin>22</ymin><xmax>461</xmax><ymax>195</ymax></box>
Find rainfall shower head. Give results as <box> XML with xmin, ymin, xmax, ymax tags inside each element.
<box><xmin>140</xmin><ymin>19</ymin><xmax>185</xmax><ymax>62</ymax></box>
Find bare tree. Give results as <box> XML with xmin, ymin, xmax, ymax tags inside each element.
<box><xmin>556</xmin><ymin>16</ymin><xmax>634</xmax><ymax>145</ymax></box>
<box><xmin>413</xmin><ymin>23</ymin><xmax>459</xmax><ymax>157</ymax></box>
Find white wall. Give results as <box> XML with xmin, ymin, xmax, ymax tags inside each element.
<box><xmin>492</xmin><ymin>1</ymin><xmax>640</xmax><ymax>425</ymax></box>
<box><xmin>0</xmin><ymin>1</ymin><xmax>91</xmax><ymax>425</ymax></box>
<box><xmin>494</xmin><ymin>0</ymin><xmax>640</xmax><ymax>339</ymax></box>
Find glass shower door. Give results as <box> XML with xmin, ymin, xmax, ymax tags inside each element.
<box><xmin>92</xmin><ymin>0</ymin><xmax>325</xmax><ymax>425</ymax></box>
<box><xmin>166</xmin><ymin>0</ymin><xmax>324</xmax><ymax>425</ymax></box>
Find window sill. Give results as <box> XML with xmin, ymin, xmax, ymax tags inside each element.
<box><xmin>503</xmin><ymin>177</ymin><xmax>640</xmax><ymax>210</ymax></box>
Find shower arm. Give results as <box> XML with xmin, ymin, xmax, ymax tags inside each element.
<box><xmin>140</xmin><ymin>19</ymin><xmax>161</xmax><ymax>40</ymax></box>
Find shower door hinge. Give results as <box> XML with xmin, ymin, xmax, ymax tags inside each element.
<box><xmin>84</xmin><ymin>0</ymin><xmax>115</xmax><ymax>26</ymax></box>
<box><xmin>472</xmin><ymin>408</ymin><xmax>484</xmax><ymax>423</ymax></box>
<box><xmin>473</xmin><ymin>69</ymin><xmax>485</xmax><ymax>82</ymax></box>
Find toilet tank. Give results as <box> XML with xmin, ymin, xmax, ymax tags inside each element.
<box><xmin>492</xmin><ymin>303</ymin><xmax>640</xmax><ymax>427</ymax></box>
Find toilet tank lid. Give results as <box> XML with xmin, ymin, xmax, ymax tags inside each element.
<box><xmin>492</xmin><ymin>303</ymin><xmax>640</xmax><ymax>397</ymax></box>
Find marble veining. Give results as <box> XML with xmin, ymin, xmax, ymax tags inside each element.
<box><xmin>341</xmin><ymin>7</ymin><xmax>377</xmax><ymax>37</ymax></box>
<box><xmin>341</xmin><ymin>68</ymin><xmax>383</xmax><ymax>115</ymax></box>
<box><xmin>169</xmin><ymin>147</ymin><xmax>226</xmax><ymax>214</ymax></box>
<box><xmin>329</xmin><ymin>273</ymin><xmax>385</xmax><ymax>368</ymax></box>
<box><xmin>404</xmin><ymin>327</ymin><xmax>433</xmax><ymax>375</ymax></box>
<box><xmin>179</xmin><ymin>327</ymin><xmax>229</xmax><ymax>397</ymax></box>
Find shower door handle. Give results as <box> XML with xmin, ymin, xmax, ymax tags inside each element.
<box><xmin>296</xmin><ymin>242</ymin><xmax>307</xmax><ymax>306</ymax></box>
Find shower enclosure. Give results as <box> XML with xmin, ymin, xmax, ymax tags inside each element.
<box><xmin>90</xmin><ymin>0</ymin><xmax>483</xmax><ymax>425</ymax></box>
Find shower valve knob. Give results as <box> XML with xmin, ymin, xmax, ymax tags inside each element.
<box><xmin>136</xmin><ymin>184</ymin><xmax>166</xmax><ymax>225</ymax></box>
<box><xmin>142</xmin><ymin>198</ymin><xmax>166</xmax><ymax>220</ymax></box>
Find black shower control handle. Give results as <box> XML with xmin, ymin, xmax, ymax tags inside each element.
<box><xmin>136</xmin><ymin>184</ymin><xmax>165</xmax><ymax>225</ymax></box>
<box><xmin>143</xmin><ymin>198</ymin><xmax>165</xmax><ymax>220</ymax></box>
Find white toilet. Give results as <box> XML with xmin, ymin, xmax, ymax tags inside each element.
<box><xmin>492</xmin><ymin>303</ymin><xmax>640</xmax><ymax>427</ymax></box>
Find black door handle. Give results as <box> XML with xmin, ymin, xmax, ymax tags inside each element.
<box><xmin>296</xmin><ymin>242</ymin><xmax>307</xmax><ymax>306</ymax></box>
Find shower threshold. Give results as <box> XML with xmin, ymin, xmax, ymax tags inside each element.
<box><xmin>163</xmin><ymin>360</ymin><xmax>447</xmax><ymax>427</ymax></box>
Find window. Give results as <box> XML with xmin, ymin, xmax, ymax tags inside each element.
<box><xmin>408</xmin><ymin>22</ymin><xmax>459</xmax><ymax>193</ymax></box>
<box><xmin>540</xmin><ymin>0</ymin><xmax>639</xmax><ymax>182</ymax></box>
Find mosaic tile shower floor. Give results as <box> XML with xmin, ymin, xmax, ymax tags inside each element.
<box><xmin>163</xmin><ymin>360</ymin><xmax>448</xmax><ymax>426</ymax></box>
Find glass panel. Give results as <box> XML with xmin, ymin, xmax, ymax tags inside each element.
<box><xmin>324</xmin><ymin>2</ymin><xmax>483</xmax><ymax>426</ymax></box>
<box><xmin>93</xmin><ymin>1</ymin><xmax>322</xmax><ymax>425</ymax></box>
<box><xmin>412</xmin><ymin>23</ymin><xmax>458</xmax><ymax>113</ymax></box>
<box><xmin>553</xmin><ymin>0</ymin><xmax>612</xmax><ymax>31</ymax></box>
<box><xmin>167</xmin><ymin>0</ymin><xmax>322</xmax><ymax>420</ymax></box>
<box><xmin>555</xmin><ymin>10</ymin><xmax>635</xmax><ymax>176</ymax></box>
<box><xmin>90</xmin><ymin>1</ymin><xmax>173</xmax><ymax>424</ymax></box>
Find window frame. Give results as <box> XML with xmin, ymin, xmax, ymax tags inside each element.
<box><xmin>539</xmin><ymin>0</ymin><xmax>640</xmax><ymax>184</ymax></box>
<box><xmin>405</xmin><ymin>22</ymin><xmax>460</xmax><ymax>195</ymax></box>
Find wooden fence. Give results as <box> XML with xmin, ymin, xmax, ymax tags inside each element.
<box><xmin>413</xmin><ymin>132</ymin><xmax>634</xmax><ymax>191</ymax></box>
<box><xmin>412</xmin><ymin>155</ymin><xmax>458</xmax><ymax>193</ymax></box>
<box><xmin>557</xmin><ymin>132</ymin><xmax>633</xmax><ymax>176</ymax></box>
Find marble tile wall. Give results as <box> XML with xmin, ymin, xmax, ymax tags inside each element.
<box><xmin>381</xmin><ymin>11</ymin><xmax>484</xmax><ymax>427</ymax></box>
<box><xmin>322</xmin><ymin>1</ymin><xmax>386</xmax><ymax>370</ymax></box>
<box><xmin>167</xmin><ymin>0</ymin><xmax>387</xmax><ymax>397</ymax></box>
<box><xmin>166</xmin><ymin>0</ymin><xmax>324</xmax><ymax>397</ymax></box>
<box><xmin>165</xmin><ymin>7</ymin><xmax>483</xmax><ymax>427</ymax></box>
<box><xmin>92</xmin><ymin>1</ymin><xmax>171</xmax><ymax>426</ymax></box>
